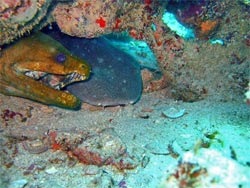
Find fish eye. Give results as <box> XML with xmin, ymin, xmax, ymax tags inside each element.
<box><xmin>56</xmin><ymin>53</ymin><xmax>66</xmax><ymax>63</ymax></box>
<box><xmin>81</xmin><ymin>64</ymin><xmax>88</xmax><ymax>69</ymax></box>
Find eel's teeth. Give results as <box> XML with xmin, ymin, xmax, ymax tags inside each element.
<box><xmin>24</xmin><ymin>71</ymin><xmax>86</xmax><ymax>90</ymax></box>
<box><xmin>70</xmin><ymin>72</ymin><xmax>85</xmax><ymax>81</ymax></box>
<box><xmin>76</xmin><ymin>73</ymin><xmax>82</xmax><ymax>80</ymax></box>
<box><xmin>67</xmin><ymin>73</ymin><xmax>73</xmax><ymax>80</ymax></box>
<box><xmin>55</xmin><ymin>72</ymin><xmax>81</xmax><ymax>89</ymax></box>
<box><xmin>25</xmin><ymin>71</ymin><xmax>47</xmax><ymax>79</ymax></box>
<box><xmin>55</xmin><ymin>85</ymin><xmax>60</xmax><ymax>90</ymax></box>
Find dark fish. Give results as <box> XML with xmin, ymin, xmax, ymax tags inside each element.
<box><xmin>45</xmin><ymin>30</ymin><xmax>142</xmax><ymax>106</ymax></box>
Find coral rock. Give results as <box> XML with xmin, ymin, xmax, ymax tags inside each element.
<box><xmin>52</xmin><ymin>0</ymin><xmax>119</xmax><ymax>38</ymax></box>
<box><xmin>0</xmin><ymin>0</ymin><xmax>53</xmax><ymax>45</ymax></box>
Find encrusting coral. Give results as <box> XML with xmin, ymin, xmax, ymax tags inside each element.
<box><xmin>0</xmin><ymin>0</ymin><xmax>55</xmax><ymax>45</ymax></box>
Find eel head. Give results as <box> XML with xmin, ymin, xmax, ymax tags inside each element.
<box><xmin>0</xmin><ymin>32</ymin><xmax>91</xmax><ymax>109</ymax></box>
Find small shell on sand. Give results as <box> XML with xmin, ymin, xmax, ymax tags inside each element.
<box><xmin>22</xmin><ymin>138</ymin><xmax>49</xmax><ymax>154</ymax></box>
<box><xmin>162</xmin><ymin>107</ymin><xmax>186</xmax><ymax>119</ymax></box>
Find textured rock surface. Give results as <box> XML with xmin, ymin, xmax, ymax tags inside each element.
<box><xmin>52</xmin><ymin>0</ymin><xmax>162</xmax><ymax>38</ymax></box>
<box><xmin>0</xmin><ymin>0</ymin><xmax>54</xmax><ymax>45</ymax></box>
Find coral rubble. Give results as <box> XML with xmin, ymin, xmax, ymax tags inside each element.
<box><xmin>160</xmin><ymin>149</ymin><xmax>250</xmax><ymax>188</ymax></box>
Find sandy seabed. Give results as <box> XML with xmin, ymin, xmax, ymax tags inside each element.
<box><xmin>0</xmin><ymin>90</ymin><xmax>250</xmax><ymax>188</ymax></box>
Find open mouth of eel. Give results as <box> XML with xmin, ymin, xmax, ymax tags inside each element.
<box><xmin>24</xmin><ymin>70</ymin><xmax>85</xmax><ymax>90</ymax></box>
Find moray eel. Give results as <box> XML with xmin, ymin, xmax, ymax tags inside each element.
<box><xmin>46</xmin><ymin>29</ymin><xmax>142</xmax><ymax>107</ymax></box>
<box><xmin>0</xmin><ymin>32</ymin><xmax>90</xmax><ymax>109</ymax></box>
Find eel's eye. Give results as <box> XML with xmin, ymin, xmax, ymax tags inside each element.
<box><xmin>56</xmin><ymin>53</ymin><xmax>66</xmax><ymax>63</ymax></box>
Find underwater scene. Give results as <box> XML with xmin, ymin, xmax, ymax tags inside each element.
<box><xmin>0</xmin><ymin>0</ymin><xmax>250</xmax><ymax>187</ymax></box>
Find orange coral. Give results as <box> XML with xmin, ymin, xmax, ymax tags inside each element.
<box><xmin>198</xmin><ymin>20</ymin><xmax>218</xmax><ymax>38</ymax></box>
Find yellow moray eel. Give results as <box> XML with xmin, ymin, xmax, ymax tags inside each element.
<box><xmin>0</xmin><ymin>32</ymin><xmax>90</xmax><ymax>109</ymax></box>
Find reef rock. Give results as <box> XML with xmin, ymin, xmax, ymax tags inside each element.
<box><xmin>0</xmin><ymin>0</ymin><xmax>54</xmax><ymax>45</ymax></box>
<box><xmin>52</xmin><ymin>0</ymin><xmax>147</xmax><ymax>38</ymax></box>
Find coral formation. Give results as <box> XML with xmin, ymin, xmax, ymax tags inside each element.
<box><xmin>52</xmin><ymin>0</ymin><xmax>116</xmax><ymax>38</ymax></box>
<box><xmin>196</xmin><ymin>20</ymin><xmax>219</xmax><ymax>38</ymax></box>
<box><xmin>4</xmin><ymin>125</ymin><xmax>140</xmax><ymax>171</ymax></box>
<box><xmin>48</xmin><ymin>128</ymin><xmax>139</xmax><ymax>170</ymax></box>
<box><xmin>160</xmin><ymin>149</ymin><xmax>250</xmax><ymax>188</ymax></box>
<box><xmin>52</xmin><ymin>0</ymin><xmax>154</xmax><ymax>38</ymax></box>
<box><xmin>0</xmin><ymin>0</ymin><xmax>54</xmax><ymax>45</ymax></box>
